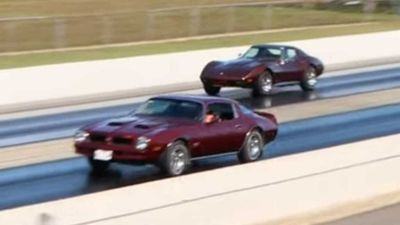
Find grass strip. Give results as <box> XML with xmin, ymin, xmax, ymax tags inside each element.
<box><xmin>0</xmin><ymin>21</ymin><xmax>400</xmax><ymax>69</ymax></box>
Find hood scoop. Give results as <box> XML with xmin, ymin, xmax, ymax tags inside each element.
<box><xmin>134</xmin><ymin>124</ymin><xmax>150</xmax><ymax>129</ymax></box>
<box><xmin>107</xmin><ymin>117</ymin><xmax>138</xmax><ymax>127</ymax></box>
<box><xmin>108</xmin><ymin>122</ymin><xmax>127</xmax><ymax>126</ymax></box>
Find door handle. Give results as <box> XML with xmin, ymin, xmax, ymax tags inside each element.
<box><xmin>235</xmin><ymin>124</ymin><xmax>242</xmax><ymax>129</ymax></box>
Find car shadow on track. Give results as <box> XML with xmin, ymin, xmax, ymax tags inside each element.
<box><xmin>82</xmin><ymin>148</ymin><xmax>276</xmax><ymax>193</ymax></box>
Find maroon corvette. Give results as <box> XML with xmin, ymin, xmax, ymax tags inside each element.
<box><xmin>74</xmin><ymin>95</ymin><xmax>277</xmax><ymax>176</ymax></box>
<box><xmin>200</xmin><ymin>44</ymin><xmax>324</xmax><ymax>96</ymax></box>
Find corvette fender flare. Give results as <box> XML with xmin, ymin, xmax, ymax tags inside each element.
<box><xmin>245</xmin><ymin>65</ymin><xmax>271</xmax><ymax>80</ymax></box>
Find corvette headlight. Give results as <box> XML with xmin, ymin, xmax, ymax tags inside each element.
<box><xmin>74</xmin><ymin>130</ymin><xmax>89</xmax><ymax>142</ymax></box>
<box><xmin>135</xmin><ymin>136</ymin><xmax>150</xmax><ymax>151</ymax></box>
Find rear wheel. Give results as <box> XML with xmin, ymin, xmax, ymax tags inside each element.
<box><xmin>159</xmin><ymin>141</ymin><xmax>191</xmax><ymax>176</ymax></box>
<box><xmin>300</xmin><ymin>66</ymin><xmax>317</xmax><ymax>91</ymax></box>
<box><xmin>238</xmin><ymin>130</ymin><xmax>264</xmax><ymax>163</ymax></box>
<box><xmin>253</xmin><ymin>71</ymin><xmax>273</xmax><ymax>96</ymax></box>
<box><xmin>203</xmin><ymin>83</ymin><xmax>221</xmax><ymax>96</ymax></box>
<box><xmin>88</xmin><ymin>157</ymin><xmax>110</xmax><ymax>174</ymax></box>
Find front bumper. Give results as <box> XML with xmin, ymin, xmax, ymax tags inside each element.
<box><xmin>75</xmin><ymin>141</ymin><xmax>164</xmax><ymax>163</ymax></box>
<box><xmin>202</xmin><ymin>78</ymin><xmax>255</xmax><ymax>88</ymax></box>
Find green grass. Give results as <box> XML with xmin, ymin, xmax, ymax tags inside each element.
<box><xmin>1</xmin><ymin>21</ymin><xmax>400</xmax><ymax>69</ymax></box>
<box><xmin>0</xmin><ymin>4</ymin><xmax>398</xmax><ymax>52</ymax></box>
<box><xmin>0</xmin><ymin>0</ymin><xmax>399</xmax><ymax>69</ymax></box>
<box><xmin>0</xmin><ymin>0</ymin><xmax>262</xmax><ymax>17</ymax></box>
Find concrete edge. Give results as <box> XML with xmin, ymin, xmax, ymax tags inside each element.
<box><xmin>2</xmin><ymin>58</ymin><xmax>400</xmax><ymax>115</ymax></box>
<box><xmin>1</xmin><ymin>134</ymin><xmax>399</xmax><ymax>225</ymax></box>
<box><xmin>264</xmin><ymin>190</ymin><xmax>400</xmax><ymax>225</ymax></box>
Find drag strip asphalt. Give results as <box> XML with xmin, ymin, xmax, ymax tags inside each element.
<box><xmin>0</xmin><ymin>103</ymin><xmax>399</xmax><ymax>210</ymax></box>
<box><xmin>1</xmin><ymin>65</ymin><xmax>400</xmax><ymax>148</ymax></box>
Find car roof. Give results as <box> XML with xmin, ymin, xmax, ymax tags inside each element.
<box><xmin>251</xmin><ymin>44</ymin><xmax>297</xmax><ymax>49</ymax></box>
<box><xmin>152</xmin><ymin>94</ymin><xmax>237</xmax><ymax>105</ymax></box>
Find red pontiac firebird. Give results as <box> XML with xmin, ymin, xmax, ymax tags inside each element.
<box><xmin>200</xmin><ymin>44</ymin><xmax>324</xmax><ymax>96</ymax></box>
<box><xmin>74</xmin><ymin>95</ymin><xmax>278</xmax><ymax>176</ymax></box>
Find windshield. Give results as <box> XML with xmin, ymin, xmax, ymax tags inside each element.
<box><xmin>242</xmin><ymin>46</ymin><xmax>282</xmax><ymax>59</ymax></box>
<box><xmin>239</xmin><ymin>105</ymin><xmax>254</xmax><ymax>115</ymax></box>
<box><xmin>133</xmin><ymin>98</ymin><xmax>203</xmax><ymax>120</ymax></box>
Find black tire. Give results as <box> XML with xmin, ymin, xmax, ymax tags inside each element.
<box><xmin>300</xmin><ymin>66</ymin><xmax>318</xmax><ymax>91</ymax></box>
<box><xmin>203</xmin><ymin>83</ymin><xmax>221</xmax><ymax>96</ymax></box>
<box><xmin>253</xmin><ymin>71</ymin><xmax>273</xmax><ymax>96</ymax></box>
<box><xmin>238</xmin><ymin>130</ymin><xmax>264</xmax><ymax>163</ymax></box>
<box><xmin>88</xmin><ymin>157</ymin><xmax>110</xmax><ymax>174</ymax></box>
<box><xmin>159</xmin><ymin>141</ymin><xmax>191</xmax><ymax>176</ymax></box>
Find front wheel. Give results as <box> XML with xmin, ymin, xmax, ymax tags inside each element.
<box><xmin>238</xmin><ymin>130</ymin><xmax>264</xmax><ymax>163</ymax></box>
<box><xmin>300</xmin><ymin>66</ymin><xmax>318</xmax><ymax>91</ymax></box>
<box><xmin>159</xmin><ymin>141</ymin><xmax>191</xmax><ymax>176</ymax></box>
<box><xmin>253</xmin><ymin>71</ymin><xmax>273</xmax><ymax>96</ymax></box>
<box><xmin>203</xmin><ymin>83</ymin><xmax>221</xmax><ymax>96</ymax></box>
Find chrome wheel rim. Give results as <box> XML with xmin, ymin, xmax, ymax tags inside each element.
<box><xmin>261</xmin><ymin>74</ymin><xmax>272</xmax><ymax>92</ymax></box>
<box><xmin>247</xmin><ymin>134</ymin><xmax>262</xmax><ymax>160</ymax></box>
<box><xmin>306</xmin><ymin>69</ymin><xmax>317</xmax><ymax>86</ymax></box>
<box><xmin>170</xmin><ymin>147</ymin><xmax>186</xmax><ymax>175</ymax></box>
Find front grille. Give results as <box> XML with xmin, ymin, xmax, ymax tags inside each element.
<box><xmin>112</xmin><ymin>137</ymin><xmax>133</xmax><ymax>145</ymax></box>
<box><xmin>90</xmin><ymin>134</ymin><xmax>107</xmax><ymax>143</ymax></box>
<box><xmin>89</xmin><ymin>133</ymin><xmax>133</xmax><ymax>145</ymax></box>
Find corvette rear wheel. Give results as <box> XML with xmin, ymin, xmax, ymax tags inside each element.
<box><xmin>159</xmin><ymin>141</ymin><xmax>191</xmax><ymax>176</ymax></box>
<box><xmin>253</xmin><ymin>71</ymin><xmax>273</xmax><ymax>96</ymax></box>
<box><xmin>203</xmin><ymin>83</ymin><xmax>221</xmax><ymax>96</ymax></box>
<box><xmin>300</xmin><ymin>66</ymin><xmax>317</xmax><ymax>91</ymax></box>
<box><xmin>88</xmin><ymin>157</ymin><xmax>110</xmax><ymax>174</ymax></box>
<box><xmin>238</xmin><ymin>130</ymin><xmax>264</xmax><ymax>163</ymax></box>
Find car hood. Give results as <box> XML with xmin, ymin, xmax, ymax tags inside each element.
<box><xmin>85</xmin><ymin>116</ymin><xmax>195</xmax><ymax>137</ymax></box>
<box><xmin>203</xmin><ymin>58</ymin><xmax>271</xmax><ymax>78</ymax></box>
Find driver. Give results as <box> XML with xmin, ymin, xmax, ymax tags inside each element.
<box><xmin>204</xmin><ymin>110</ymin><xmax>220</xmax><ymax>123</ymax></box>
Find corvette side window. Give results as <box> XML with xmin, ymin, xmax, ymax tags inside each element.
<box><xmin>286</xmin><ymin>48</ymin><xmax>297</xmax><ymax>59</ymax></box>
<box><xmin>267</xmin><ymin>48</ymin><xmax>282</xmax><ymax>57</ymax></box>
<box><xmin>207</xmin><ymin>103</ymin><xmax>235</xmax><ymax>121</ymax></box>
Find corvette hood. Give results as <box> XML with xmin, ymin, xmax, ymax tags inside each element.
<box><xmin>204</xmin><ymin>58</ymin><xmax>265</xmax><ymax>78</ymax></box>
<box><xmin>85</xmin><ymin>116</ymin><xmax>193</xmax><ymax>137</ymax></box>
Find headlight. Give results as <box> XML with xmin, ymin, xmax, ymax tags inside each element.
<box><xmin>74</xmin><ymin>130</ymin><xmax>89</xmax><ymax>142</ymax></box>
<box><xmin>135</xmin><ymin>136</ymin><xmax>150</xmax><ymax>151</ymax></box>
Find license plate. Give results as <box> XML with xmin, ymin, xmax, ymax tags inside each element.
<box><xmin>94</xmin><ymin>149</ymin><xmax>113</xmax><ymax>161</ymax></box>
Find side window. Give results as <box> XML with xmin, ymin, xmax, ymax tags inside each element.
<box><xmin>286</xmin><ymin>48</ymin><xmax>297</xmax><ymax>59</ymax></box>
<box><xmin>207</xmin><ymin>103</ymin><xmax>235</xmax><ymax>121</ymax></box>
<box><xmin>266</xmin><ymin>48</ymin><xmax>282</xmax><ymax>58</ymax></box>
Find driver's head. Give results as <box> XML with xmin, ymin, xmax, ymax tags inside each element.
<box><xmin>204</xmin><ymin>110</ymin><xmax>216</xmax><ymax>123</ymax></box>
